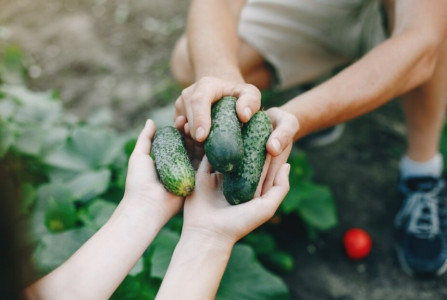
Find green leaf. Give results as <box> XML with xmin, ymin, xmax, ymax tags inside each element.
<box><xmin>0</xmin><ymin>44</ymin><xmax>26</xmax><ymax>84</ymax></box>
<box><xmin>78</xmin><ymin>198</ymin><xmax>117</xmax><ymax>229</ymax></box>
<box><xmin>280</xmin><ymin>149</ymin><xmax>317</xmax><ymax>213</ymax></box>
<box><xmin>15</xmin><ymin>100</ymin><xmax>61</xmax><ymax>125</ymax></box>
<box><xmin>28</xmin><ymin>182</ymin><xmax>75</xmax><ymax>241</ymax></box>
<box><xmin>44</xmin><ymin>197</ymin><xmax>77</xmax><ymax>232</ymax></box>
<box><xmin>112</xmin><ymin>275</ymin><xmax>161</xmax><ymax>300</ymax></box>
<box><xmin>129</xmin><ymin>258</ymin><xmax>144</xmax><ymax>276</ymax></box>
<box><xmin>0</xmin><ymin>118</ymin><xmax>15</xmax><ymax>157</ymax></box>
<box><xmin>87</xmin><ymin>108</ymin><xmax>114</xmax><ymax>127</ymax></box>
<box><xmin>44</xmin><ymin>146</ymin><xmax>92</xmax><ymax>172</ymax></box>
<box><xmin>296</xmin><ymin>184</ymin><xmax>338</xmax><ymax>232</ymax></box>
<box><xmin>243</xmin><ymin>232</ymin><xmax>276</xmax><ymax>255</ymax></box>
<box><xmin>261</xmin><ymin>251</ymin><xmax>294</xmax><ymax>273</ymax></box>
<box><xmin>14</xmin><ymin>125</ymin><xmax>47</xmax><ymax>156</ymax></box>
<box><xmin>217</xmin><ymin>245</ymin><xmax>290</xmax><ymax>300</ymax></box>
<box><xmin>2</xmin><ymin>85</ymin><xmax>62</xmax><ymax>125</ymax></box>
<box><xmin>37</xmin><ymin>182</ymin><xmax>75</xmax><ymax>204</ymax></box>
<box><xmin>124</xmin><ymin>138</ymin><xmax>137</xmax><ymax>158</ymax></box>
<box><xmin>280</xmin><ymin>181</ymin><xmax>338</xmax><ymax>236</ymax></box>
<box><xmin>68</xmin><ymin>127</ymin><xmax>121</xmax><ymax>168</ymax></box>
<box><xmin>32</xmin><ymin>227</ymin><xmax>96</xmax><ymax>275</ymax></box>
<box><xmin>281</xmin><ymin>181</ymin><xmax>320</xmax><ymax>214</ymax></box>
<box><xmin>0</xmin><ymin>97</ymin><xmax>18</xmax><ymax>119</ymax></box>
<box><xmin>44</xmin><ymin>127</ymin><xmax>123</xmax><ymax>171</ymax></box>
<box><xmin>41</xmin><ymin>126</ymin><xmax>69</xmax><ymax>154</ymax></box>
<box><xmin>66</xmin><ymin>169</ymin><xmax>111</xmax><ymax>202</ymax></box>
<box><xmin>287</xmin><ymin>149</ymin><xmax>313</xmax><ymax>182</ymax></box>
<box><xmin>150</xmin><ymin>229</ymin><xmax>180</xmax><ymax>279</ymax></box>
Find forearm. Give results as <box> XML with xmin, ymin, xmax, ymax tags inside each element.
<box><xmin>187</xmin><ymin>0</ymin><xmax>245</xmax><ymax>82</ymax></box>
<box><xmin>156</xmin><ymin>231</ymin><xmax>233</xmax><ymax>300</ymax></box>
<box><xmin>24</xmin><ymin>198</ymin><xmax>165</xmax><ymax>300</ymax></box>
<box><xmin>283</xmin><ymin>30</ymin><xmax>439</xmax><ymax>139</ymax></box>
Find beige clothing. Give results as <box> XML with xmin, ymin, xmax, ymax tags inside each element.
<box><xmin>238</xmin><ymin>0</ymin><xmax>388</xmax><ymax>89</ymax></box>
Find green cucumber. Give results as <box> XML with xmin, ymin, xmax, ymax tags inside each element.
<box><xmin>223</xmin><ymin>111</ymin><xmax>272</xmax><ymax>204</ymax></box>
<box><xmin>152</xmin><ymin>126</ymin><xmax>195</xmax><ymax>197</ymax></box>
<box><xmin>204</xmin><ymin>96</ymin><xmax>243</xmax><ymax>173</ymax></box>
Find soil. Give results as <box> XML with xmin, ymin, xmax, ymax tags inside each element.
<box><xmin>2</xmin><ymin>0</ymin><xmax>447</xmax><ymax>299</ymax></box>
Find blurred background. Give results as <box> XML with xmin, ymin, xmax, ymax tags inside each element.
<box><xmin>2</xmin><ymin>0</ymin><xmax>447</xmax><ymax>299</ymax></box>
<box><xmin>1</xmin><ymin>0</ymin><xmax>187</xmax><ymax>129</ymax></box>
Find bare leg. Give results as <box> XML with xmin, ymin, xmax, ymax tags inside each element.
<box><xmin>170</xmin><ymin>34</ymin><xmax>273</xmax><ymax>89</ymax></box>
<box><xmin>401</xmin><ymin>38</ymin><xmax>447</xmax><ymax>162</ymax></box>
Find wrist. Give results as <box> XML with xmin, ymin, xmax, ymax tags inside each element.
<box><xmin>118</xmin><ymin>194</ymin><xmax>168</xmax><ymax>232</ymax></box>
<box><xmin>179</xmin><ymin>227</ymin><xmax>235</xmax><ymax>255</ymax></box>
<box><xmin>195</xmin><ymin>66</ymin><xmax>244</xmax><ymax>84</ymax></box>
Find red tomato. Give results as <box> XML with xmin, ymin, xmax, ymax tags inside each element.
<box><xmin>343</xmin><ymin>228</ymin><xmax>372</xmax><ymax>260</ymax></box>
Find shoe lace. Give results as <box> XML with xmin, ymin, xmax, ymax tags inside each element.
<box><xmin>395</xmin><ymin>183</ymin><xmax>445</xmax><ymax>239</ymax></box>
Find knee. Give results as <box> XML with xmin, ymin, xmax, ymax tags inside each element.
<box><xmin>170</xmin><ymin>35</ymin><xmax>194</xmax><ymax>87</ymax></box>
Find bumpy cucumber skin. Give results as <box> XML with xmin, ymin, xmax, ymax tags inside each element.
<box><xmin>152</xmin><ymin>126</ymin><xmax>195</xmax><ymax>197</ymax></box>
<box><xmin>223</xmin><ymin>111</ymin><xmax>272</xmax><ymax>205</ymax></box>
<box><xmin>204</xmin><ymin>96</ymin><xmax>243</xmax><ymax>173</ymax></box>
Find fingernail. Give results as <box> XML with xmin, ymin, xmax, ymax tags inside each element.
<box><xmin>196</xmin><ymin>127</ymin><xmax>205</xmax><ymax>140</ymax></box>
<box><xmin>271</xmin><ymin>139</ymin><xmax>281</xmax><ymax>154</ymax></box>
<box><xmin>244</xmin><ymin>107</ymin><xmax>252</xmax><ymax>120</ymax></box>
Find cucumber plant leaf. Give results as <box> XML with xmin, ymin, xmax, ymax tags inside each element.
<box><xmin>150</xmin><ymin>228</ymin><xmax>179</xmax><ymax>279</ymax></box>
<box><xmin>32</xmin><ymin>227</ymin><xmax>96</xmax><ymax>275</ymax></box>
<box><xmin>66</xmin><ymin>169</ymin><xmax>111</xmax><ymax>202</ymax></box>
<box><xmin>44</xmin><ymin>197</ymin><xmax>77</xmax><ymax>232</ymax></box>
<box><xmin>78</xmin><ymin>198</ymin><xmax>117</xmax><ymax>230</ymax></box>
<box><xmin>296</xmin><ymin>184</ymin><xmax>337</xmax><ymax>233</ymax></box>
<box><xmin>216</xmin><ymin>245</ymin><xmax>290</xmax><ymax>300</ymax></box>
<box><xmin>14</xmin><ymin>125</ymin><xmax>47</xmax><ymax>156</ymax></box>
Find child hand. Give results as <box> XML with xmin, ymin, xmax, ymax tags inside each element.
<box><xmin>181</xmin><ymin>156</ymin><xmax>290</xmax><ymax>246</ymax></box>
<box><xmin>123</xmin><ymin>120</ymin><xmax>184</xmax><ymax>226</ymax></box>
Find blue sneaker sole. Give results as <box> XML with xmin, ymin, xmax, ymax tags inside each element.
<box><xmin>396</xmin><ymin>245</ymin><xmax>447</xmax><ymax>277</ymax></box>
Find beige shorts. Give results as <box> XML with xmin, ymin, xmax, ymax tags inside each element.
<box><xmin>238</xmin><ymin>0</ymin><xmax>388</xmax><ymax>89</ymax></box>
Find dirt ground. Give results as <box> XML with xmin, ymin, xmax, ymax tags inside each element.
<box><xmin>2</xmin><ymin>0</ymin><xmax>447</xmax><ymax>299</ymax></box>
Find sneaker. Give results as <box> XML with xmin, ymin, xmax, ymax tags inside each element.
<box><xmin>297</xmin><ymin>124</ymin><xmax>345</xmax><ymax>148</ymax></box>
<box><xmin>394</xmin><ymin>176</ymin><xmax>447</xmax><ymax>277</ymax></box>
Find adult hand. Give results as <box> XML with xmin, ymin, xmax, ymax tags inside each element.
<box><xmin>181</xmin><ymin>156</ymin><xmax>290</xmax><ymax>246</ymax></box>
<box><xmin>123</xmin><ymin>119</ymin><xmax>184</xmax><ymax>225</ymax></box>
<box><xmin>174</xmin><ymin>76</ymin><xmax>261</xmax><ymax>142</ymax></box>
<box><xmin>262</xmin><ymin>107</ymin><xmax>299</xmax><ymax>194</ymax></box>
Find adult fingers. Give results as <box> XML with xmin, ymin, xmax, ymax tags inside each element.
<box><xmin>174</xmin><ymin>115</ymin><xmax>187</xmax><ymax>132</ymax></box>
<box><xmin>233</xmin><ymin>83</ymin><xmax>262</xmax><ymax>123</ymax></box>
<box><xmin>133</xmin><ymin>119</ymin><xmax>156</xmax><ymax>155</ymax></box>
<box><xmin>175</xmin><ymin>78</ymin><xmax>262</xmax><ymax>142</ymax></box>
<box><xmin>266</xmin><ymin>108</ymin><xmax>299</xmax><ymax>156</ymax></box>
<box><xmin>175</xmin><ymin>78</ymin><xmax>227</xmax><ymax>142</ymax></box>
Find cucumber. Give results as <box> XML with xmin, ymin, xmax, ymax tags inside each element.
<box><xmin>223</xmin><ymin>111</ymin><xmax>272</xmax><ymax>204</ymax></box>
<box><xmin>152</xmin><ymin>126</ymin><xmax>195</xmax><ymax>197</ymax></box>
<box><xmin>204</xmin><ymin>96</ymin><xmax>243</xmax><ymax>173</ymax></box>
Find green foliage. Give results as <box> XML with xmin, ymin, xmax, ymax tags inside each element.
<box><xmin>280</xmin><ymin>149</ymin><xmax>338</xmax><ymax>239</ymax></box>
<box><xmin>0</xmin><ymin>44</ymin><xmax>26</xmax><ymax>84</ymax></box>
